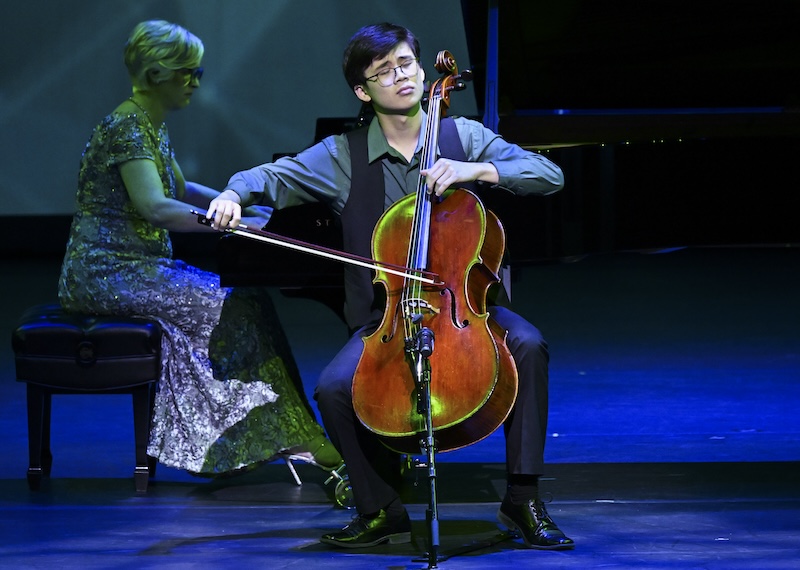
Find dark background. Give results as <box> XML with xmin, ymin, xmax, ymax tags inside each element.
<box><xmin>4</xmin><ymin>0</ymin><xmax>799</xmax><ymax>264</ymax></box>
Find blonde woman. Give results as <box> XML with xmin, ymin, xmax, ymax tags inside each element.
<box><xmin>59</xmin><ymin>20</ymin><xmax>341</xmax><ymax>479</ymax></box>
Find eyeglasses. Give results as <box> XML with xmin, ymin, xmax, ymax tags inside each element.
<box><xmin>364</xmin><ymin>59</ymin><xmax>419</xmax><ymax>87</ymax></box>
<box><xmin>177</xmin><ymin>67</ymin><xmax>204</xmax><ymax>85</ymax></box>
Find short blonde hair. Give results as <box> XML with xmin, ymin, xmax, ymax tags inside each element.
<box><xmin>124</xmin><ymin>20</ymin><xmax>204</xmax><ymax>89</ymax></box>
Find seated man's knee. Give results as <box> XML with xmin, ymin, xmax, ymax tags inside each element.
<box><xmin>316</xmin><ymin>366</ymin><xmax>351</xmax><ymax>402</ymax></box>
<box><xmin>493</xmin><ymin>308</ymin><xmax>548</xmax><ymax>358</ymax></box>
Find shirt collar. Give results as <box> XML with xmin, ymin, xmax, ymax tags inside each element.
<box><xmin>365</xmin><ymin>111</ymin><xmax>427</xmax><ymax>164</ymax></box>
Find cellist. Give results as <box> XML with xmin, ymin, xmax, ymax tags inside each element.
<box><xmin>207</xmin><ymin>23</ymin><xmax>574</xmax><ymax>551</ymax></box>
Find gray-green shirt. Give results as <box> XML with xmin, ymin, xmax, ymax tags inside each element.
<box><xmin>225</xmin><ymin>113</ymin><xmax>564</xmax><ymax>213</ymax></box>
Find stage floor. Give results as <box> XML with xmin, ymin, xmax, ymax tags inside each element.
<box><xmin>2</xmin><ymin>247</ymin><xmax>799</xmax><ymax>568</ymax></box>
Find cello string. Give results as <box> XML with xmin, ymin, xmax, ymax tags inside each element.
<box><xmin>404</xmin><ymin>89</ymin><xmax>440</xmax><ymax>341</ymax></box>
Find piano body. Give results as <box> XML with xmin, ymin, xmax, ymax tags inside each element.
<box><xmin>214</xmin><ymin>0</ymin><xmax>800</xmax><ymax>311</ymax></box>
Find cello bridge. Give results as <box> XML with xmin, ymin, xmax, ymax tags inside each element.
<box><xmin>402</xmin><ymin>298</ymin><xmax>440</xmax><ymax>321</ymax></box>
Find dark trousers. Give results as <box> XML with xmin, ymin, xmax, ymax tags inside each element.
<box><xmin>314</xmin><ymin>306</ymin><xmax>550</xmax><ymax>515</ymax></box>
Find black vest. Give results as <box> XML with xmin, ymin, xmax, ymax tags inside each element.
<box><xmin>340</xmin><ymin>117</ymin><xmax>472</xmax><ymax>333</ymax></box>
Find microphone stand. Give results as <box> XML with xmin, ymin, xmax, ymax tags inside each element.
<box><xmin>408</xmin><ymin>325</ymin><xmax>515</xmax><ymax>568</ymax></box>
<box><xmin>410</xmin><ymin>326</ymin><xmax>442</xmax><ymax>568</ymax></box>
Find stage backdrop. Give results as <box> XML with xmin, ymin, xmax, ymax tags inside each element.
<box><xmin>3</xmin><ymin>0</ymin><xmax>477</xmax><ymax>216</ymax></box>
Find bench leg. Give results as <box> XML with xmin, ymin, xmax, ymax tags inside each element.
<box><xmin>147</xmin><ymin>383</ymin><xmax>157</xmax><ymax>478</ymax></box>
<box><xmin>132</xmin><ymin>383</ymin><xmax>155</xmax><ymax>493</ymax></box>
<box><xmin>25</xmin><ymin>384</ymin><xmax>53</xmax><ymax>490</ymax></box>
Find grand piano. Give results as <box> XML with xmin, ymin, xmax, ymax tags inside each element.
<box><xmin>210</xmin><ymin>0</ymin><xmax>800</xmax><ymax>312</ymax></box>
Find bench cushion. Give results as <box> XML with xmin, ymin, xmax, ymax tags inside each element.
<box><xmin>12</xmin><ymin>304</ymin><xmax>161</xmax><ymax>391</ymax></box>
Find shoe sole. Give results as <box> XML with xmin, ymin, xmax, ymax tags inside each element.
<box><xmin>497</xmin><ymin>511</ymin><xmax>575</xmax><ymax>551</ymax></box>
<box><xmin>320</xmin><ymin>531</ymin><xmax>411</xmax><ymax>549</ymax></box>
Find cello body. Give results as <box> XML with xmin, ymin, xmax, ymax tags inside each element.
<box><xmin>351</xmin><ymin>188</ymin><xmax>518</xmax><ymax>454</ymax></box>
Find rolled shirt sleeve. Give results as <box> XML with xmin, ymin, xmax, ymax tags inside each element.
<box><xmin>224</xmin><ymin>136</ymin><xmax>353</xmax><ymax>214</ymax></box>
<box><xmin>455</xmin><ymin>116</ymin><xmax>564</xmax><ymax>196</ymax></box>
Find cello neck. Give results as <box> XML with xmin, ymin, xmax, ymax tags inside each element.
<box><xmin>406</xmin><ymin>50</ymin><xmax>462</xmax><ymax>283</ymax></box>
<box><xmin>407</xmin><ymin>92</ymin><xmax>443</xmax><ymax>275</ymax></box>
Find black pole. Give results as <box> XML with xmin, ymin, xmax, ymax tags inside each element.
<box><xmin>412</xmin><ymin>327</ymin><xmax>440</xmax><ymax>568</ymax></box>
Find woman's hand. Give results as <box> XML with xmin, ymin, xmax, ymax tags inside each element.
<box><xmin>206</xmin><ymin>190</ymin><xmax>242</xmax><ymax>230</ymax></box>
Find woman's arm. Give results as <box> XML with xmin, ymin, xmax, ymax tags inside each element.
<box><xmin>120</xmin><ymin>159</ymin><xmax>224</xmax><ymax>232</ymax></box>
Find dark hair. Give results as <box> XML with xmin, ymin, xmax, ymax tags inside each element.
<box><xmin>342</xmin><ymin>23</ymin><xmax>420</xmax><ymax>89</ymax></box>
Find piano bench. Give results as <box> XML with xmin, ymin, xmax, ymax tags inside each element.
<box><xmin>11</xmin><ymin>304</ymin><xmax>162</xmax><ymax>493</ymax></box>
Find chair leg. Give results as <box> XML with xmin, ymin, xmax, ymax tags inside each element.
<box><xmin>147</xmin><ymin>383</ymin><xmax>157</xmax><ymax>478</ymax></box>
<box><xmin>41</xmin><ymin>391</ymin><xmax>52</xmax><ymax>475</ymax></box>
<box><xmin>131</xmin><ymin>383</ymin><xmax>154</xmax><ymax>493</ymax></box>
<box><xmin>25</xmin><ymin>384</ymin><xmax>51</xmax><ymax>490</ymax></box>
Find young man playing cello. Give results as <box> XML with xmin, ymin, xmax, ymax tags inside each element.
<box><xmin>207</xmin><ymin>22</ymin><xmax>574</xmax><ymax>551</ymax></box>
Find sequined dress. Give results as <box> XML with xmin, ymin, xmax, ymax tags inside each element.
<box><xmin>58</xmin><ymin>111</ymin><xmax>324</xmax><ymax>475</ymax></box>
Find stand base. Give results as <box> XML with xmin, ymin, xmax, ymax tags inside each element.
<box><xmin>411</xmin><ymin>531</ymin><xmax>516</xmax><ymax>565</ymax></box>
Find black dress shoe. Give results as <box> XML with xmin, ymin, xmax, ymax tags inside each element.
<box><xmin>497</xmin><ymin>495</ymin><xmax>575</xmax><ymax>550</ymax></box>
<box><xmin>320</xmin><ymin>509</ymin><xmax>411</xmax><ymax>549</ymax></box>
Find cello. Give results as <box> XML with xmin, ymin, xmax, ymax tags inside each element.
<box><xmin>350</xmin><ymin>51</ymin><xmax>519</xmax><ymax>455</ymax></box>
